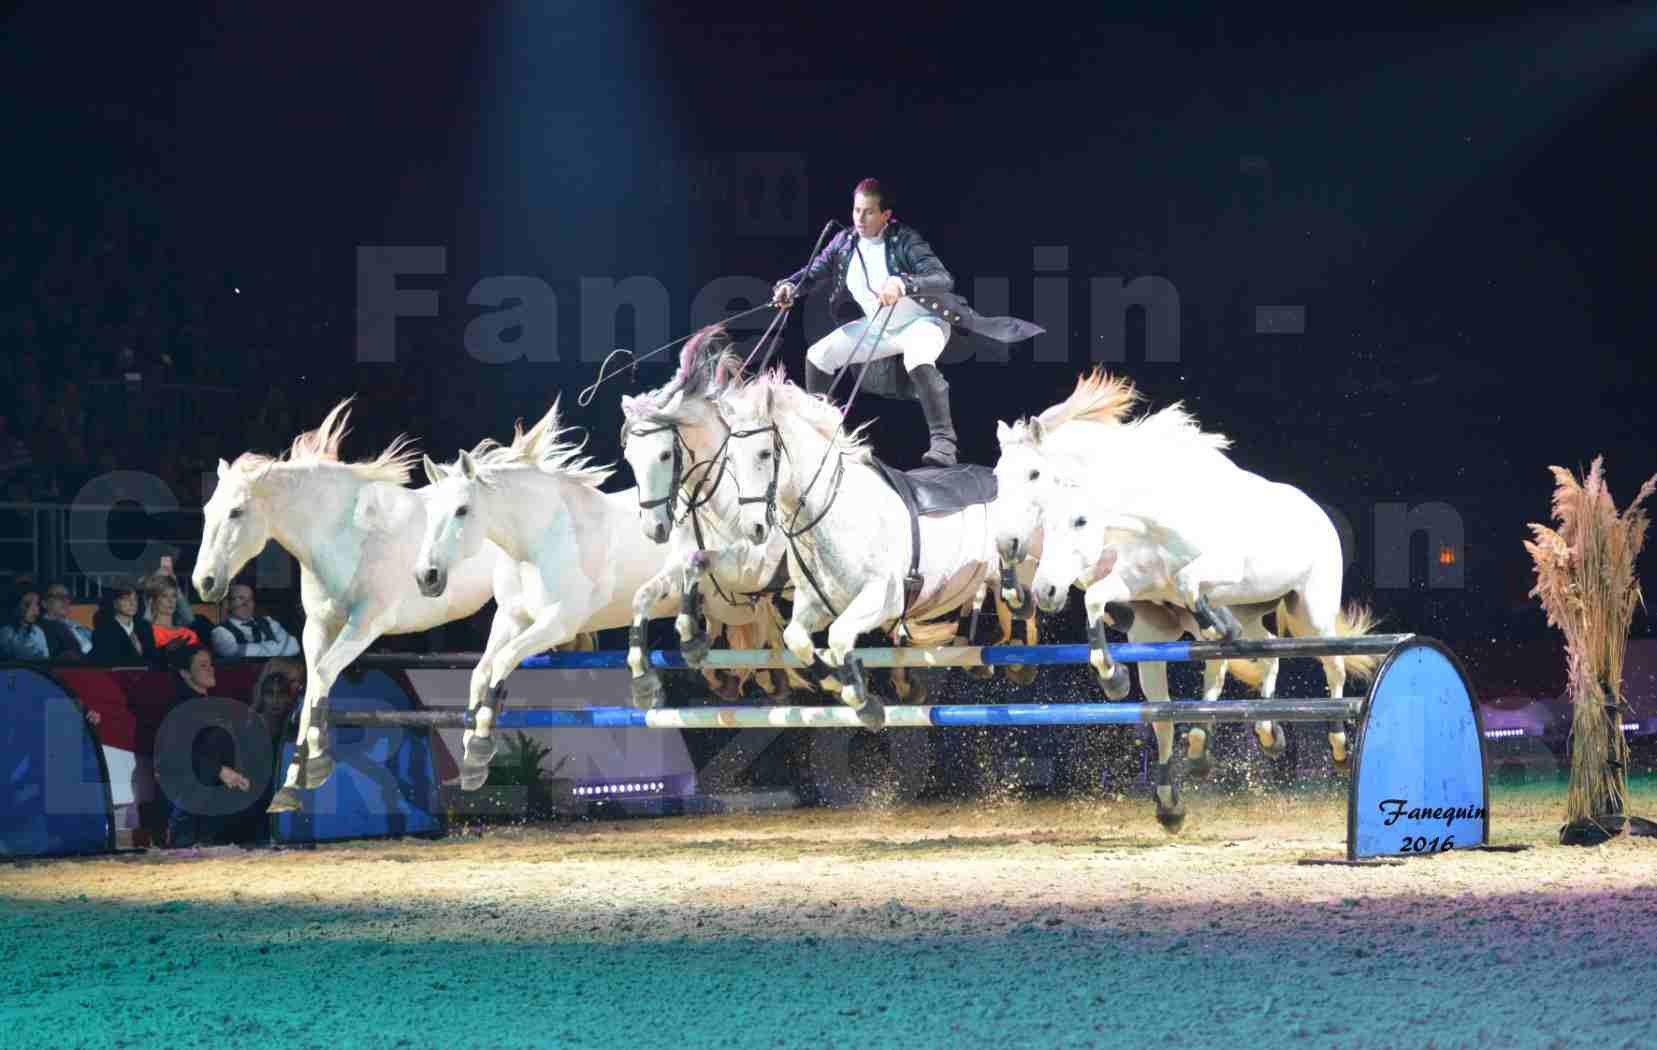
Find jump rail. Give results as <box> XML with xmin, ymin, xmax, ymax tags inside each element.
<box><xmin>333</xmin><ymin>697</ymin><xmax>1366</xmax><ymax>731</ymax></box>
<box><xmin>355</xmin><ymin>633</ymin><xmax>1414</xmax><ymax>672</ymax></box>
<box><xmin>333</xmin><ymin>633</ymin><xmax>1489</xmax><ymax>862</ymax></box>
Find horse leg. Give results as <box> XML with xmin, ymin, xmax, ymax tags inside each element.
<box><xmin>782</xmin><ymin>585</ymin><xmax>841</xmax><ymax>698</ymax></box>
<box><xmin>267</xmin><ymin>615</ymin><xmax>343</xmax><ymax>813</ymax></box>
<box><xmin>1172</xmin><ymin>551</ymin><xmax>1249</xmax><ymax>642</ymax></box>
<box><xmin>628</xmin><ymin>559</ymin><xmax>683</xmax><ymax>710</ymax></box>
<box><xmin>1127</xmin><ymin>606</ymin><xmax>1184</xmax><ymax>833</ymax></box>
<box><xmin>1081</xmin><ymin>574</ymin><xmax>1135</xmax><ymax>700</ymax></box>
<box><xmin>1278</xmin><ymin>590</ymin><xmax>1353</xmax><ymax>773</ymax></box>
<box><xmin>457</xmin><ymin>605</ymin><xmax>531</xmax><ymax>789</ymax></box>
<box><xmin>825</xmin><ymin>578</ymin><xmax>902</xmax><ymax>731</ymax></box>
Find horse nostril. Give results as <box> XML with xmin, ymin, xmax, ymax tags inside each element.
<box><xmin>201</xmin><ymin>575</ymin><xmax>216</xmax><ymax>594</ymax></box>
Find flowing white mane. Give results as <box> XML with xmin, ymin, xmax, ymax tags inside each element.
<box><xmin>1008</xmin><ymin>368</ymin><xmax>1232</xmax><ymax>456</ymax></box>
<box><xmin>737</xmin><ymin>366</ymin><xmax>875</xmax><ymax>463</ymax></box>
<box><xmin>228</xmin><ymin>397</ymin><xmax>419</xmax><ymax>484</ymax></box>
<box><xmin>462</xmin><ymin>397</ymin><xmax>616</xmax><ymax>488</ymax></box>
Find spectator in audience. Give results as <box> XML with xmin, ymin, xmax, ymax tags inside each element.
<box><xmin>38</xmin><ymin>580</ymin><xmax>93</xmax><ymax>661</ymax></box>
<box><xmin>210</xmin><ymin>583</ymin><xmax>299</xmax><ymax>659</ymax></box>
<box><xmin>90</xmin><ymin>579</ymin><xmax>158</xmax><ymax>666</ymax></box>
<box><xmin>143</xmin><ymin>573</ymin><xmax>200</xmax><ymax>652</ymax></box>
<box><xmin>162</xmin><ymin>644</ymin><xmax>255</xmax><ymax>848</ymax></box>
<box><xmin>145</xmin><ymin>545</ymin><xmax>195</xmax><ymax>628</ymax></box>
<box><xmin>0</xmin><ymin>588</ymin><xmax>49</xmax><ymax>661</ymax></box>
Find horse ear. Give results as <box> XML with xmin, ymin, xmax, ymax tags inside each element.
<box><xmin>457</xmin><ymin>449</ymin><xmax>477</xmax><ymax>481</ymax></box>
<box><xmin>620</xmin><ymin>394</ymin><xmax>637</xmax><ymax>416</ymax></box>
<box><xmin>216</xmin><ymin>457</ymin><xmax>230</xmax><ymax>479</ymax></box>
<box><xmin>763</xmin><ymin>382</ymin><xmax>775</xmax><ymax>418</ymax></box>
<box><xmin>1028</xmin><ymin>419</ymin><xmax>1045</xmax><ymax>444</ymax></box>
<box><xmin>422</xmin><ymin>454</ymin><xmax>443</xmax><ymax>485</ymax></box>
<box><xmin>995</xmin><ymin>420</ymin><xmax>1012</xmax><ymax>446</ymax></box>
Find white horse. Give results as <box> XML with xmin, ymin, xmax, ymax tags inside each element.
<box><xmin>717</xmin><ymin>365</ymin><xmax>1021</xmax><ymax>729</ymax></box>
<box><xmin>999</xmin><ymin>370</ymin><xmax>1379</xmax><ymax>779</ymax></box>
<box><xmin>412</xmin><ymin>399</ymin><xmax>692</xmax><ymax>788</ymax></box>
<box><xmin>192</xmin><ymin>398</ymin><xmax>511</xmax><ymax>812</ymax></box>
<box><xmin>618</xmin><ymin>327</ymin><xmax>805</xmax><ymax>707</ymax></box>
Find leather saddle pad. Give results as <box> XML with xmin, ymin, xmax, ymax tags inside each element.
<box><xmin>870</xmin><ymin>458</ymin><xmax>998</xmax><ymax>516</ymax></box>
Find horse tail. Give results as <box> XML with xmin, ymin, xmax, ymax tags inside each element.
<box><xmin>1276</xmin><ymin>596</ymin><xmax>1382</xmax><ymax>686</ymax></box>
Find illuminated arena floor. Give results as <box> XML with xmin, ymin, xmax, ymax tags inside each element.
<box><xmin>3</xmin><ymin>780</ymin><xmax>1654</xmax><ymax>1049</ymax></box>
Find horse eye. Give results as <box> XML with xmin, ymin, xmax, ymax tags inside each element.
<box><xmin>1072</xmin><ymin>516</ymin><xmax>1087</xmax><ymax>528</ymax></box>
<box><xmin>659</xmin><ymin>450</ymin><xmax>672</xmax><ymax>462</ymax></box>
<box><xmin>228</xmin><ymin>508</ymin><xmax>243</xmax><ymax>520</ymax></box>
<box><xmin>759</xmin><ymin>449</ymin><xmax>772</xmax><ymax>461</ymax></box>
<box><xmin>455</xmin><ymin>506</ymin><xmax>469</xmax><ymax>518</ymax></box>
<box><xmin>1028</xmin><ymin>469</ymin><xmax>1040</xmax><ymax>482</ymax></box>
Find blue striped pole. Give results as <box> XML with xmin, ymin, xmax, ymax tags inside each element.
<box><xmin>332</xmin><ymin>697</ymin><xmax>1364</xmax><ymax>731</ymax></box>
<box><xmin>356</xmin><ymin>633</ymin><xmax>1411</xmax><ymax>672</ymax></box>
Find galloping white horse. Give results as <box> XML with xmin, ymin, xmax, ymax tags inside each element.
<box><xmin>998</xmin><ymin>370</ymin><xmax>1379</xmax><ymax>781</ymax></box>
<box><xmin>412</xmin><ymin>400</ymin><xmax>693</xmax><ymax>788</ymax></box>
<box><xmin>717</xmin><ymin>366</ymin><xmax>1019</xmax><ymax>728</ymax></box>
<box><xmin>192</xmin><ymin>399</ymin><xmax>510</xmax><ymax>812</ymax></box>
<box><xmin>618</xmin><ymin>328</ymin><xmax>801</xmax><ymax>706</ymax></box>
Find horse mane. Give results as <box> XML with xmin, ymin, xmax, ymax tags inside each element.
<box><xmin>1038</xmin><ymin>368</ymin><xmax>1142</xmax><ymax>429</ymax></box>
<box><xmin>620</xmin><ymin>324</ymin><xmax>749</xmax><ymax>436</ymax></box>
<box><xmin>228</xmin><ymin>396</ymin><xmax>419</xmax><ymax>484</ymax></box>
<box><xmin>740</xmin><ymin>365</ymin><xmax>875</xmax><ymax>461</ymax></box>
<box><xmin>1007</xmin><ymin>368</ymin><xmax>1230</xmax><ymax>455</ymax></box>
<box><xmin>466</xmin><ymin>396</ymin><xmax>615</xmax><ymax>488</ymax></box>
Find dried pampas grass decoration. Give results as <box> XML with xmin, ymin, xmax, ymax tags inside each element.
<box><xmin>1524</xmin><ymin>456</ymin><xmax>1656</xmax><ymax>844</ymax></box>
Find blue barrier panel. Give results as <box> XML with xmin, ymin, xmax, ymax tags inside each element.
<box><xmin>0</xmin><ymin>665</ymin><xmax>114</xmax><ymax>858</ymax></box>
<box><xmin>1349</xmin><ymin>638</ymin><xmax>1490</xmax><ymax>860</ymax></box>
<box><xmin>272</xmin><ymin>670</ymin><xmax>442</xmax><ymax>844</ymax></box>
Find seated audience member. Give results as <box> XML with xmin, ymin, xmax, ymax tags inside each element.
<box><xmin>230</xmin><ymin>655</ymin><xmax>308</xmax><ymax>844</ymax></box>
<box><xmin>143</xmin><ymin>573</ymin><xmax>200</xmax><ymax>651</ymax></box>
<box><xmin>0</xmin><ymin>587</ymin><xmax>49</xmax><ymax>661</ymax></box>
<box><xmin>39</xmin><ymin>580</ymin><xmax>93</xmax><ymax>661</ymax></box>
<box><xmin>89</xmin><ymin>579</ymin><xmax>159</xmax><ymax>666</ymax></box>
<box><xmin>210</xmin><ymin>583</ymin><xmax>299</xmax><ymax>659</ymax></box>
<box><xmin>163</xmin><ymin>644</ymin><xmax>257</xmax><ymax>848</ymax></box>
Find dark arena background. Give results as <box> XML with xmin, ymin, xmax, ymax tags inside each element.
<box><xmin>2</xmin><ymin>5</ymin><xmax>1655</xmax><ymax>1049</ymax></box>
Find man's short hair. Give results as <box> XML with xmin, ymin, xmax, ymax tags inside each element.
<box><xmin>169</xmin><ymin>642</ymin><xmax>208</xmax><ymax>673</ymax></box>
<box><xmin>854</xmin><ymin>178</ymin><xmax>891</xmax><ymax>211</ymax></box>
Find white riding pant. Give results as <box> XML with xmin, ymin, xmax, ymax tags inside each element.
<box><xmin>805</xmin><ymin>298</ymin><xmax>950</xmax><ymax>373</ymax></box>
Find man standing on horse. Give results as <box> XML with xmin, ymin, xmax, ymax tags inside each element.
<box><xmin>772</xmin><ymin>178</ymin><xmax>1042</xmax><ymax>468</ymax></box>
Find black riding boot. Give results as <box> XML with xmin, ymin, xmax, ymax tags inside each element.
<box><xmin>909</xmin><ymin>363</ymin><xmax>958</xmax><ymax>467</ymax></box>
<box><xmin>804</xmin><ymin>359</ymin><xmax>835</xmax><ymax>396</ymax></box>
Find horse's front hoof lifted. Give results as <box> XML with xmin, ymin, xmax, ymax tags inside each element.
<box><xmin>267</xmin><ymin>787</ymin><xmax>303</xmax><ymax>814</ymax></box>
<box><xmin>851</xmin><ymin>692</ymin><xmax>886</xmax><ymax>732</ymax></box>
<box><xmin>1098</xmin><ymin>661</ymin><xmax>1131</xmax><ymax>700</ymax></box>
<box><xmin>459</xmin><ymin>763</ymin><xmax>490</xmax><ymax>792</ymax></box>
<box><xmin>631</xmin><ymin>671</ymin><xmax>665</xmax><ymax>710</ymax></box>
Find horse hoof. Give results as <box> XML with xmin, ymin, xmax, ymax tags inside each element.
<box><xmin>1332</xmin><ymin>751</ymin><xmax>1352</xmax><ymax>776</ymax></box>
<box><xmin>1259</xmin><ymin>724</ymin><xmax>1288</xmax><ymax>760</ymax></box>
<box><xmin>1186</xmin><ymin>750</ymin><xmax>1214</xmax><ymax>781</ymax></box>
<box><xmin>267</xmin><ymin>787</ymin><xmax>303</xmax><ymax>814</ymax></box>
<box><xmin>1004</xmin><ymin>665</ymin><xmax>1038</xmax><ymax>687</ymax></box>
<box><xmin>464</xmin><ymin>733</ymin><xmax>498</xmax><ymax>770</ymax></box>
<box><xmin>854</xmin><ymin>695</ymin><xmax>886</xmax><ymax>732</ymax></box>
<box><xmin>302</xmin><ymin>751</ymin><xmax>335</xmax><ymax>789</ymax></box>
<box><xmin>631</xmin><ymin>672</ymin><xmax>665</xmax><ymax>710</ymax></box>
<box><xmin>1156</xmin><ymin>800</ymin><xmax>1187</xmax><ymax>834</ymax></box>
<box><xmin>1098</xmin><ymin>662</ymin><xmax>1131</xmax><ymax>700</ymax></box>
<box><xmin>682</xmin><ymin>631</ymin><xmax>711</xmax><ymax>667</ymax></box>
